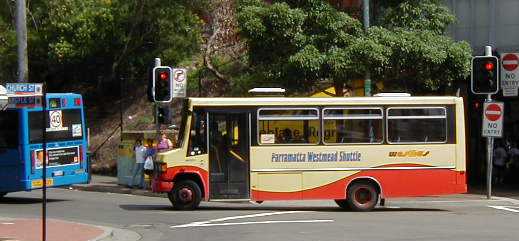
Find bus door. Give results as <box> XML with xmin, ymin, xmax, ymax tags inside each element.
<box><xmin>208</xmin><ymin>111</ymin><xmax>250</xmax><ymax>200</ymax></box>
<box><xmin>0</xmin><ymin>110</ymin><xmax>21</xmax><ymax>192</ymax></box>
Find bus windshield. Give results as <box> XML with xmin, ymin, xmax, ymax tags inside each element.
<box><xmin>28</xmin><ymin>109</ymin><xmax>84</xmax><ymax>143</ymax></box>
<box><xmin>0</xmin><ymin>110</ymin><xmax>19</xmax><ymax>148</ymax></box>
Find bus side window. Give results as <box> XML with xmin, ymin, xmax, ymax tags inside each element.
<box><xmin>387</xmin><ymin>107</ymin><xmax>447</xmax><ymax>144</ymax></box>
<box><xmin>257</xmin><ymin>108</ymin><xmax>320</xmax><ymax>145</ymax></box>
<box><xmin>0</xmin><ymin>110</ymin><xmax>19</xmax><ymax>148</ymax></box>
<box><xmin>187</xmin><ymin>111</ymin><xmax>207</xmax><ymax>156</ymax></box>
<box><xmin>322</xmin><ymin>108</ymin><xmax>383</xmax><ymax>144</ymax></box>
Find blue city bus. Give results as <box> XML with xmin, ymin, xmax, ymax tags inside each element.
<box><xmin>0</xmin><ymin>93</ymin><xmax>89</xmax><ymax>198</ymax></box>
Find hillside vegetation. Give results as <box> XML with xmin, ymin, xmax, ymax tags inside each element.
<box><xmin>0</xmin><ymin>0</ymin><xmax>472</xmax><ymax>172</ymax></box>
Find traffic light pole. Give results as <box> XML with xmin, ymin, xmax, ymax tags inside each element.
<box><xmin>484</xmin><ymin>46</ymin><xmax>493</xmax><ymax>200</ymax></box>
<box><xmin>486</xmin><ymin>94</ymin><xmax>493</xmax><ymax>200</ymax></box>
<box><xmin>155</xmin><ymin>58</ymin><xmax>161</xmax><ymax>142</ymax></box>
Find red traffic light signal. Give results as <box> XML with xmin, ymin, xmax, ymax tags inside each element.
<box><xmin>159</xmin><ymin>71</ymin><xmax>169</xmax><ymax>81</ymax></box>
<box><xmin>485</xmin><ymin>62</ymin><xmax>495</xmax><ymax>71</ymax></box>
<box><xmin>152</xmin><ymin>66</ymin><xmax>173</xmax><ymax>102</ymax></box>
<box><xmin>471</xmin><ymin>56</ymin><xmax>499</xmax><ymax>95</ymax></box>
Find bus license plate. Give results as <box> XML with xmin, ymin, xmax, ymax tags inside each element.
<box><xmin>53</xmin><ymin>170</ymin><xmax>64</xmax><ymax>176</ymax></box>
<box><xmin>31</xmin><ymin>179</ymin><xmax>53</xmax><ymax>188</ymax></box>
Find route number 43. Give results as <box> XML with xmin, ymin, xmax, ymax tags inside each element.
<box><xmin>49</xmin><ymin>110</ymin><xmax>63</xmax><ymax>128</ymax></box>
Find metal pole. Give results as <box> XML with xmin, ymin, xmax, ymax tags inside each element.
<box><xmin>16</xmin><ymin>0</ymin><xmax>28</xmax><ymax>82</ymax></box>
<box><xmin>42</xmin><ymin>84</ymin><xmax>47</xmax><ymax>241</ymax></box>
<box><xmin>362</xmin><ymin>0</ymin><xmax>371</xmax><ymax>96</ymax></box>
<box><xmin>485</xmin><ymin>46</ymin><xmax>493</xmax><ymax>199</ymax></box>
<box><xmin>488</xmin><ymin>0</ymin><xmax>496</xmax><ymax>47</ymax></box>
<box><xmin>155</xmin><ymin>58</ymin><xmax>161</xmax><ymax>140</ymax></box>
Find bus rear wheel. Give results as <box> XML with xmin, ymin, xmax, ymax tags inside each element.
<box><xmin>346</xmin><ymin>182</ymin><xmax>378</xmax><ymax>212</ymax></box>
<box><xmin>168</xmin><ymin>180</ymin><xmax>201</xmax><ymax>210</ymax></box>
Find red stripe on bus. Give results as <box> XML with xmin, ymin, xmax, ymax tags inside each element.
<box><xmin>251</xmin><ymin>169</ymin><xmax>466</xmax><ymax>201</ymax></box>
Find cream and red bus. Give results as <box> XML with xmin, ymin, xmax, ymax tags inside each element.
<box><xmin>151</xmin><ymin>96</ymin><xmax>467</xmax><ymax>211</ymax></box>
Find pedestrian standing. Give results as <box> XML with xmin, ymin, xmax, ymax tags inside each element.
<box><xmin>129</xmin><ymin>139</ymin><xmax>147</xmax><ymax>189</ymax></box>
<box><xmin>157</xmin><ymin>132</ymin><xmax>173</xmax><ymax>152</ymax></box>
<box><xmin>493</xmin><ymin>141</ymin><xmax>508</xmax><ymax>185</ymax></box>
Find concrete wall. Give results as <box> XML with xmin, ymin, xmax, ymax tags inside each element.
<box><xmin>445</xmin><ymin>0</ymin><xmax>519</xmax><ymax>54</ymax></box>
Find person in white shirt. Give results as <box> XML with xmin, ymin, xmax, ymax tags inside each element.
<box><xmin>129</xmin><ymin>139</ymin><xmax>147</xmax><ymax>189</ymax></box>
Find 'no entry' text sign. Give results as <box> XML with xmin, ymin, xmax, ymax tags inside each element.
<box><xmin>482</xmin><ymin>102</ymin><xmax>504</xmax><ymax>137</ymax></box>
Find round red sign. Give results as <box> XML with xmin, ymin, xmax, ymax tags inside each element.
<box><xmin>502</xmin><ymin>54</ymin><xmax>519</xmax><ymax>71</ymax></box>
<box><xmin>485</xmin><ymin>103</ymin><xmax>502</xmax><ymax>122</ymax></box>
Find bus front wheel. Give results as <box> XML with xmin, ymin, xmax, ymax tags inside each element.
<box><xmin>168</xmin><ymin>180</ymin><xmax>202</xmax><ymax>210</ymax></box>
<box><xmin>346</xmin><ymin>182</ymin><xmax>378</xmax><ymax>212</ymax></box>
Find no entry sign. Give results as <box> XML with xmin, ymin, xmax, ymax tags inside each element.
<box><xmin>501</xmin><ymin>53</ymin><xmax>519</xmax><ymax>96</ymax></box>
<box><xmin>482</xmin><ymin>102</ymin><xmax>504</xmax><ymax>137</ymax></box>
<box><xmin>503</xmin><ymin>54</ymin><xmax>518</xmax><ymax>71</ymax></box>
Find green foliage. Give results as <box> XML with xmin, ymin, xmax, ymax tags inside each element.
<box><xmin>0</xmin><ymin>0</ymin><xmax>205</xmax><ymax>95</ymax></box>
<box><xmin>379</xmin><ymin>0</ymin><xmax>455</xmax><ymax>34</ymax></box>
<box><xmin>237</xmin><ymin>0</ymin><xmax>472</xmax><ymax>94</ymax></box>
<box><xmin>0</xmin><ymin>1</ymin><xmax>17</xmax><ymax>81</ymax></box>
<box><xmin>238</xmin><ymin>0</ymin><xmax>363</xmax><ymax>92</ymax></box>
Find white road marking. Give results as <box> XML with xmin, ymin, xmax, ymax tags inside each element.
<box><xmin>493</xmin><ymin>197</ymin><xmax>519</xmax><ymax>205</ymax></box>
<box><xmin>393</xmin><ymin>198</ymin><xmax>514</xmax><ymax>204</ymax></box>
<box><xmin>1</xmin><ymin>222</ymin><xmax>15</xmax><ymax>225</ymax></box>
<box><xmin>488</xmin><ymin>206</ymin><xmax>519</xmax><ymax>213</ymax></box>
<box><xmin>174</xmin><ymin>220</ymin><xmax>333</xmax><ymax>228</ymax></box>
<box><xmin>171</xmin><ymin>211</ymin><xmax>333</xmax><ymax>228</ymax></box>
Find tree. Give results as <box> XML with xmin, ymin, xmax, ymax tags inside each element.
<box><xmin>369</xmin><ymin>0</ymin><xmax>472</xmax><ymax>93</ymax></box>
<box><xmin>238</xmin><ymin>0</ymin><xmax>363</xmax><ymax>95</ymax></box>
<box><xmin>0</xmin><ymin>0</ymin><xmax>205</xmax><ymax>95</ymax></box>
<box><xmin>237</xmin><ymin>0</ymin><xmax>472</xmax><ymax>95</ymax></box>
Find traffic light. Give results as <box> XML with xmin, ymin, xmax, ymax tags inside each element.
<box><xmin>471</xmin><ymin>56</ymin><xmax>499</xmax><ymax>94</ymax></box>
<box><xmin>152</xmin><ymin>66</ymin><xmax>173</xmax><ymax>102</ymax></box>
<box><xmin>157</xmin><ymin>106</ymin><xmax>171</xmax><ymax>124</ymax></box>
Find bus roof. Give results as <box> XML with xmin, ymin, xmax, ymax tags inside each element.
<box><xmin>188</xmin><ymin>96</ymin><xmax>462</xmax><ymax>107</ymax></box>
<box><xmin>46</xmin><ymin>93</ymin><xmax>82</xmax><ymax>98</ymax></box>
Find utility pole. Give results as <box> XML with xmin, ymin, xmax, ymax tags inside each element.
<box><xmin>362</xmin><ymin>0</ymin><xmax>371</xmax><ymax>96</ymax></box>
<box><xmin>16</xmin><ymin>0</ymin><xmax>28</xmax><ymax>82</ymax></box>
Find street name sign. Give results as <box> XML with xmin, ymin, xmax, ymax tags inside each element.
<box><xmin>482</xmin><ymin>102</ymin><xmax>504</xmax><ymax>137</ymax></box>
<box><xmin>5</xmin><ymin>83</ymin><xmax>43</xmax><ymax>96</ymax></box>
<box><xmin>172</xmin><ymin>68</ymin><xmax>187</xmax><ymax>98</ymax></box>
<box><xmin>501</xmin><ymin>53</ymin><xmax>519</xmax><ymax>96</ymax></box>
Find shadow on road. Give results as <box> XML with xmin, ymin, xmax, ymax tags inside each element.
<box><xmin>374</xmin><ymin>207</ymin><xmax>447</xmax><ymax>212</ymax></box>
<box><xmin>0</xmin><ymin>196</ymin><xmax>68</xmax><ymax>204</ymax></box>
<box><xmin>197</xmin><ymin>206</ymin><xmax>447</xmax><ymax>212</ymax></box>
<box><xmin>119</xmin><ymin>204</ymin><xmax>174</xmax><ymax>211</ymax></box>
<box><xmin>118</xmin><ymin>204</ymin><xmax>447</xmax><ymax>213</ymax></box>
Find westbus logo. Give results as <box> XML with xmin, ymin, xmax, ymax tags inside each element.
<box><xmin>389</xmin><ymin>150</ymin><xmax>430</xmax><ymax>157</ymax></box>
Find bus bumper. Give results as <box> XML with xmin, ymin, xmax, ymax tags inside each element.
<box><xmin>152</xmin><ymin>177</ymin><xmax>173</xmax><ymax>193</ymax></box>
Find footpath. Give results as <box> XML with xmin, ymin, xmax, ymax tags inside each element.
<box><xmin>71</xmin><ymin>175</ymin><xmax>165</xmax><ymax>198</ymax></box>
<box><xmin>0</xmin><ymin>216</ymin><xmax>140</xmax><ymax>241</ymax></box>
<box><xmin>0</xmin><ymin>217</ymin><xmax>128</xmax><ymax>241</ymax></box>
<box><xmin>0</xmin><ymin>175</ymin><xmax>144</xmax><ymax>241</ymax></box>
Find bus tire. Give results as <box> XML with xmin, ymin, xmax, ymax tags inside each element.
<box><xmin>346</xmin><ymin>182</ymin><xmax>378</xmax><ymax>212</ymax></box>
<box><xmin>168</xmin><ymin>180</ymin><xmax>202</xmax><ymax>210</ymax></box>
<box><xmin>334</xmin><ymin>199</ymin><xmax>349</xmax><ymax>209</ymax></box>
